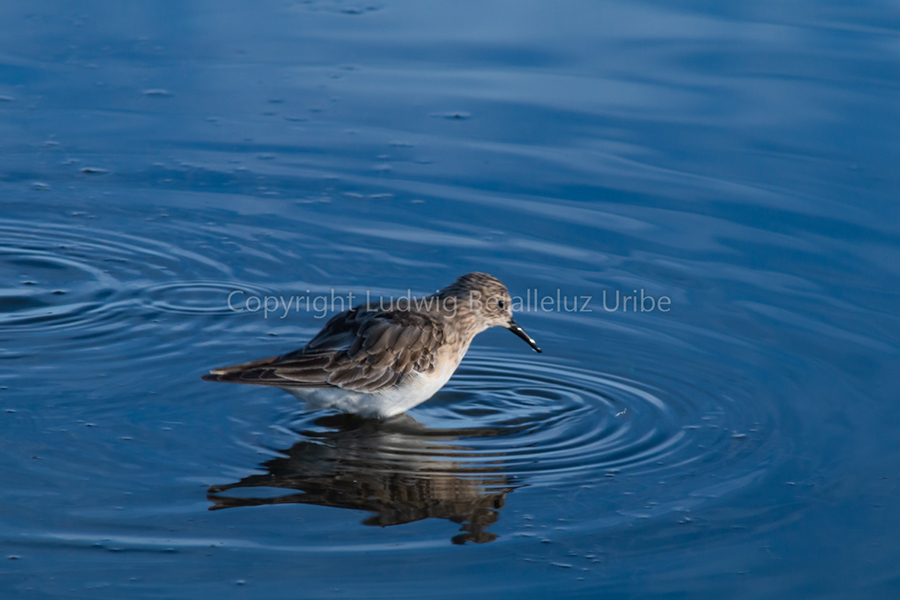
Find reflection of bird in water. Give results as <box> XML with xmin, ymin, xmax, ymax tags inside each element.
<box><xmin>208</xmin><ymin>413</ymin><xmax>517</xmax><ymax>544</ymax></box>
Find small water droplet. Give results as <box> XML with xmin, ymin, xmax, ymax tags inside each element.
<box><xmin>432</xmin><ymin>111</ymin><xmax>470</xmax><ymax>120</ymax></box>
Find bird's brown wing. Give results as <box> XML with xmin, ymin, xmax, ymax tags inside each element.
<box><xmin>202</xmin><ymin>305</ymin><xmax>446</xmax><ymax>393</ymax></box>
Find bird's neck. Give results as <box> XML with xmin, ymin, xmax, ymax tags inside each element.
<box><xmin>432</xmin><ymin>293</ymin><xmax>487</xmax><ymax>343</ymax></box>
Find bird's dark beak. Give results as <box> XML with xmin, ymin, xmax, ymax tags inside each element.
<box><xmin>507</xmin><ymin>318</ymin><xmax>541</xmax><ymax>353</ymax></box>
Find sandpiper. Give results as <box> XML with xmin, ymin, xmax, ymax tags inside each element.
<box><xmin>202</xmin><ymin>272</ymin><xmax>541</xmax><ymax>418</ymax></box>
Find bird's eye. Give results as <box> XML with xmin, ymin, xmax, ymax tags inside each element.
<box><xmin>498</xmin><ymin>300</ymin><xmax>507</xmax><ymax>310</ymax></box>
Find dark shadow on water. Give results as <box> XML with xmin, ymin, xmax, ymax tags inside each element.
<box><xmin>208</xmin><ymin>413</ymin><xmax>518</xmax><ymax>544</ymax></box>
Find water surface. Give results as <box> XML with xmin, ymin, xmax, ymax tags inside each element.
<box><xmin>1</xmin><ymin>1</ymin><xmax>899</xmax><ymax>598</ymax></box>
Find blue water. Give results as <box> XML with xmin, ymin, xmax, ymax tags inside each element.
<box><xmin>2</xmin><ymin>1</ymin><xmax>899</xmax><ymax>598</ymax></box>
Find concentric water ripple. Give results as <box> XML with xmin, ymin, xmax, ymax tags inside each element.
<box><xmin>249</xmin><ymin>349</ymin><xmax>775</xmax><ymax>539</ymax></box>
<box><xmin>0</xmin><ymin>219</ymin><xmax>281</xmax><ymax>347</ymax></box>
<box><xmin>428</xmin><ymin>354</ymin><xmax>771</xmax><ymax>488</ymax></box>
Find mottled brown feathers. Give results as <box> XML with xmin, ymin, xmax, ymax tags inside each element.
<box><xmin>202</xmin><ymin>304</ymin><xmax>446</xmax><ymax>393</ymax></box>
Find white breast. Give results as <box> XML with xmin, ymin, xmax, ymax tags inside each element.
<box><xmin>282</xmin><ymin>342</ymin><xmax>470</xmax><ymax>418</ymax></box>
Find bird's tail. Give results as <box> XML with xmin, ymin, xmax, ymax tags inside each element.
<box><xmin>201</xmin><ymin>354</ymin><xmax>281</xmax><ymax>383</ymax></box>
